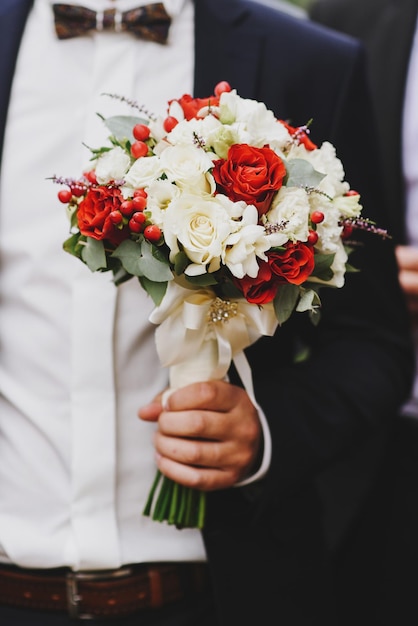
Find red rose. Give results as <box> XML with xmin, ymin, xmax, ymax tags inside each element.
<box><xmin>267</xmin><ymin>242</ymin><xmax>315</xmax><ymax>285</ymax></box>
<box><xmin>77</xmin><ymin>186</ymin><xmax>129</xmax><ymax>247</ymax></box>
<box><xmin>212</xmin><ymin>144</ymin><xmax>287</xmax><ymax>215</ymax></box>
<box><xmin>169</xmin><ymin>93</ymin><xmax>220</xmax><ymax>121</ymax></box>
<box><xmin>279</xmin><ymin>120</ymin><xmax>317</xmax><ymax>151</ymax></box>
<box><xmin>234</xmin><ymin>261</ymin><xmax>278</xmax><ymax>305</ymax></box>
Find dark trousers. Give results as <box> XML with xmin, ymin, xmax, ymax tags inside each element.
<box><xmin>334</xmin><ymin>415</ymin><xmax>418</xmax><ymax>626</ymax></box>
<box><xmin>0</xmin><ymin>591</ymin><xmax>217</xmax><ymax>626</ymax></box>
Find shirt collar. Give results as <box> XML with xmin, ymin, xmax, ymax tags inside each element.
<box><xmin>45</xmin><ymin>0</ymin><xmax>190</xmax><ymax>15</ymax></box>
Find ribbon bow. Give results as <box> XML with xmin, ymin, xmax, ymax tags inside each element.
<box><xmin>52</xmin><ymin>3</ymin><xmax>172</xmax><ymax>44</ymax></box>
<box><xmin>149</xmin><ymin>283</ymin><xmax>279</xmax><ymax>393</ymax></box>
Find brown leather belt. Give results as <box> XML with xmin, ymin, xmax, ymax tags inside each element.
<box><xmin>0</xmin><ymin>562</ymin><xmax>209</xmax><ymax>620</ymax></box>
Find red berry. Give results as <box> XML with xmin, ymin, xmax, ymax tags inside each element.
<box><xmin>307</xmin><ymin>230</ymin><xmax>319</xmax><ymax>246</ymax></box>
<box><xmin>131</xmin><ymin>141</ymin><xmax>148</xmax><ymax>159</ymax></box>
<box><xmin>310</xmin><ymin>210</ymin><xmax>324</xmax><ymax>224</ymax></box>
<box><xmin>133</xmin><ymin>188</ymin><xmax>148</xmax><ymax>199</ymax></box>
<box><xmin>84</xmin><ymin>170</ymin><xmax>97</xmax><ymax>184</ymax></box>
<box><xmin>129</xmin><ymin>212</ymin><xmax>146</xmax><ymax>233</ymax></box>
<box><xmin>120</xmin><ymin>200</ymin><xmax>134</xmax><ymax>216</ymax></box>
<box><xmin>133</xmin><ymin>123</ymin><xmax>150</xmax><ymax>142</ymax></box>
<box><xmin>214</xmin><ymin>81</ymin><xmax>232</xmax><ymax>97</ymax></box>
<box><xmin>163</xmin><ymin>116</ymin><xmax>178</xmax><ymax>133</ymax></box>
<box><xmin>143</xmin><ymin>224</ymin><xmax>161</xmax><ymax>243</ymax></box>
<box><xmin>132</xmin><ymin>195</ymin><xmax>147</xmax><ymax>211</ymax></box>
<box><xmin>109</xmin><ymin>210</ymin><xmax>123</xmax><ymax>225</ymax></box>
<box><xmin>132</xmin><ymin>211</ymin><xmax>146</xmax><ymax>224</ymax></box>
<box><xmin>58</xmin><ymin>189</ymin><xmax>72</xmax><ymax>203</ymax></box>
<box><xmin>342</xmin><ymin>224</ymin><xmax>353</xmax><ymax>239</ymax></box>
<box><xmin>345</xmin><ymin>189</ymin><xmax>359</xmax><ymax>196</ymax></box>
<box><xmin>71</xmin><ymin>185</ymin><xmax>85</xmax><ymax>197</ymax></box>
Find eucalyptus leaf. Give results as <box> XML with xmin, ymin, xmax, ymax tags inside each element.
<box><xmin>112</xmin><ymin>239</ymin><xmax>172</xmax><ymax>282</ymax></box>
<box><xmin>81</xmin><ymin>238</ymin><xmax>107</xmax><ymax>272</ymax></box>
<box><xmin>184</xmin><ymin>273</ymin><xmax>219</xmax><ymax>288</ymax></box>
<box><xmin>63</xmin><ymin>233</ymin><xmax>83</xmax><ymax>259</ymax></box>
<box><xmin>296</xmin><ymin>288</ymin><xmax>321</xmax><ymax>313</ymax></box>
<box><xmin>309</xmin><ymin>309</ymin><xmax>322</xmax><ymax>326</ymax></box>
<box><xmin>311</xmin><ymin>253</ymin><xmax>335</xmax><ymax>281</ymax></box>
<box><xmin>112</xmin><ymin>239</ymin><xmax>144</xmax><ymax>276</ymax></box>
<box><xmin>112</xmin><ymin>265</ymin><xmax>134</xmax><ymax>286</ymax></box>
<box><xmin>173</xmin><ymin>251</ymin><xmax>190</xmax><ymax>276</ymax></box>
<box><xmin>104</xmin><ymin>115</ymin><xmax>149</xmax><ymax>142</ymax></box>
<box><xmin>139</xmin><ymin>241</ymin><xmax>173</xmax><ymax>282</ymax></box>
<box><xmin>274</xmin><ymin>284</ymin><xmax>300</xmax><ymax>325</ymax></box>
<box><xmin>138</xmin><ymin>276</ymin><xmax>167</xmax><ymax>306</ymax></box>
<box><xmin>286</xmin><ymin>158</ymin><xmax>326</xmax><ymax>189</ymax></box>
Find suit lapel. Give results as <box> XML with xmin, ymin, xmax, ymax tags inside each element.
<box><xmin>368</xmin><ymin>0</ymin><xmax>418</xmax><ymax>240</ymax></box>
<box><xmin>370</xmin><ymin>0</ymin><xmax>418</xmax><ymax>127</ymax></box>
<box><xmin>193</xmin><ymin>0</ymin><xmax>263</xmax><ymax>99</ymax></box>
<box><xmin>0</xmin><ymin>0</ymin><xmax>33</xmax><ymax>165</ymax></box>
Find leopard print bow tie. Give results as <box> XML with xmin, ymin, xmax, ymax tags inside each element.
<box><xmin>52</xmin><ymin>2</ymin><xmax>171</xmax><ymax>44</ymax></box>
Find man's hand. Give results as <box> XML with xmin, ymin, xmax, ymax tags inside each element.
<box><xmin>138</xmin><ymin>380</ymin><xmax>262</xmax><ymax>491</ymax></box>
<box><xmin>396</xmin><ymin>245</ymin><xmax>418</xmax><ymax>322</ymax></box>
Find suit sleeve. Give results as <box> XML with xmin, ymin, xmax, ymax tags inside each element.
<box><xmin>244</xmin><ymin>37</ymin><xmax>415</xmax><ymax>499</ymax></box>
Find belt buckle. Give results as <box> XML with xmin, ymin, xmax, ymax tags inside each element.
<box><xmin>66</xmin><ymin>566</ymin><xmax>134</xmax><ymax>620</ymax></box>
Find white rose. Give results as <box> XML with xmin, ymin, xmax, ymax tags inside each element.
<box><xmin>94</xmin><ymin>146</ymin><xmax>131</xmax><ymax>184</ymax></box>
<box><xmin>123</xmin><ymin>155</ymin><xmax>164</xmax><ymax>193</ymax></box>
<box><xmin>163</xmin><ymin>194</ymin><xmax>234</xmax><ymax>275</ymax></box>
<box><xmin>159</xmin><ymin>144</ymin><xmax>215</xmax><ymax>194</ymax></box>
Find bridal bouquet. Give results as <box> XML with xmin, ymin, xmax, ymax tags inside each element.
<box><xmin>54</xmin><ymin>81</ymin><xmax>385</xmax><ymax>528</ymax></box>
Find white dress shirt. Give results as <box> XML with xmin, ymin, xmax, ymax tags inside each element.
<box><xmin>0</xmin><ymin>0</ymin><xmax>208</xmax><ymax>570</ymax></box>
<box><xmin>402</xmin><ymin>14</ymin><xmax>418</xmax><ymax>417</ymax></box>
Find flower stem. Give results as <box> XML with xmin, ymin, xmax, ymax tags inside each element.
<box><xmin>143</xmin><ymin>471</ymin><xmax>207</xmax><ymax>529</ymax></box>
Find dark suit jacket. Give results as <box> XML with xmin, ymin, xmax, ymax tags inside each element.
<box><xmin>0</xmin><ymin>1</ymin><xmax>414</xmax><ymax>624</ymax></box>
<box><xmin>309</xmin><ymin>0</ymin><xmax>418</xmax><ymax>244</ymax></box>
<box><xmin>309</xmin><ymin>2</ymin><xmax>418</xmax><ymax>623</ymax></box>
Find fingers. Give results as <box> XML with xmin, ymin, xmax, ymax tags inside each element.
<box><xmin>396</xmin><ymin>244</ymin><xmax>418</xmax><ymax>272</ymax></box>
<box><xmin>164</xmin><ymin>379</ymin><xmax>236</xmax><ymax>413</ymax></box>
<box><xmin>140</xmin><ymin>380</ymin><xmax>262</xmax><ymax>490</ymax></box>
<box><xmin>154</xmin><ymin>440</ymin><xmax>243</xmax><ymax>491</ymax></box>
<box><xmin>138</xmin><ymin>399</ymin><xmax>162</xmax><ymax>422</ymax></box>
<box><xmin>398</xmin><ymin>268</ymin><xmax>418</xmax><ymax>296</ymax></box>
<box><xmin>395</xmin><ymin>246</ymin><xmax>418</xmax><ymax>324</ymax></box>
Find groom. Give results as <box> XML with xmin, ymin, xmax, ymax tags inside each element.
<box><xmin>0</xmin><ymin>1</ymin><xmax>413</xmax><ymax>625</ymax></box>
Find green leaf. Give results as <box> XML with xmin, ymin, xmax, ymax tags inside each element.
<box><xmin>173</xmin><ymin>251</ymin><xmax>190</xmax><ymax>276</ymax></box>
<box><xmin>285</xmin><ymin>158</ymin><xmax>326</xmax><ymax>189</ymax></box>
<box><xmin>104</xmin><ymin>115</ymin><xmax>148</xmax><ymax>142</ymax></box>
<box><xmin>274</xmin><ymin>283</ymin><xmax>300</xmax><ymax>325</ymax></box>
<box><xmin>81</xmin><ymin>237</ymin><xmax>107</xmax><ymax>271</ymax></box>
<box><xmin>112</xmin><ymin>239</ymin><xmax>172</xmax><ymax>282</ymax></box>
<box><xmin>184</xmin><ymin>273</ymin><xmax>219</xmax><ymax>288</ymax></box>
<box><xmin>139</xmin><ymin>240</ymin><xmax>173</xmax><ymax>282</ymax></box>
<box><xmin>112</xmin><ymin>265</ymin><xmax>134</xmax><ymax>286</ymax></box>
<box><xmin>296</xmin><ymin>287</ymin><xmax>321</xmax><ymax>313</ymax></box>
<box><xmin>63</xmin><ymin>232</ymin><xmax>84</xmax><ymax>260</ymax></box>
<box><xmin>309</xmin><ymin>308</ymin><xmax>322</xmax><ymax>326</ymax></box>
<box><xmin>311</xmin><ymin>253</ymin><xmax>335</xmax><ymax>281</ymax></box>
<box><xmin>138</xmin><ymin>276</ymin><xmax>167</xmax><ymax>306</ymax></box>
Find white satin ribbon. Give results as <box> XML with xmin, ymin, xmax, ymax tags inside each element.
<box><xmin>149</xmin><ymin>281</ymin><xmax>278</xmax><ymax>392</ymax></box>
